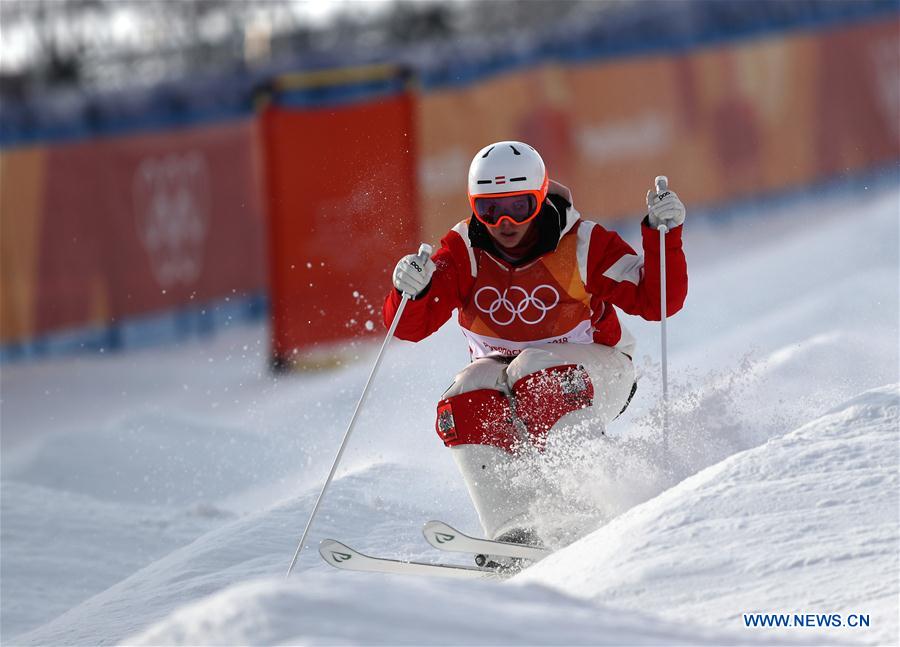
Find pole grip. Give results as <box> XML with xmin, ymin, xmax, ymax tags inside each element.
<box><xmin>655</xmin><ymin>175</ymin><xmax>668</xmax><ymax>195</ymax></box>
<box><xmin>417</xmin><ymin>243</ymin><xmax>433</xmax><ymax>261</ymax></box>
<box><xmin>401</xmin><ymin>243</ymin><xmax>434</xmax><ymax>300</ymax></box>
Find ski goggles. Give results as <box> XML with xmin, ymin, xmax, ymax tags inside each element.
<box><xmin>470</xmin><ymin>191</ymin><xmax>542</xmax><ymax>228</ymax></box>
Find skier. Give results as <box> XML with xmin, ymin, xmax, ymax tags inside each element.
<box><xmin>384</xmin><ymin>141</ymin><xmax>687</xmax><ymax>547</ymax></box>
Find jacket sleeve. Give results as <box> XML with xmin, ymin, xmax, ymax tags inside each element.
<box><xmin>585</xmin><ymin>220</ymin><xmax>688</xmax><ymax>321</ymax></box>
<box><xmin>382</xmin><ymin>235</ymin><xmax>466</xmax><ymax>342</ymax></box>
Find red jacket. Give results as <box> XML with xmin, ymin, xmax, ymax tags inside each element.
<box><xmin>383</xmin><ymin>186</ymin><xmax>687</xmax><ymax>359</ymax></box>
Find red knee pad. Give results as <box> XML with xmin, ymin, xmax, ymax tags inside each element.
<box><xmin>435</xmin><ymin>389</ymin><xmax>518</xmax><ymax>451</ymax></box>
<box><xmin>512</xmin><ymin>364</ymin><xmax>594</xmax><ymax>445</ymax></box>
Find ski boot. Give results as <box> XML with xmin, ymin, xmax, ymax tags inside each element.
<box><xmin>474</xmin><ymin>527</ymin><xmax>543</xmax><ymax>573</ymax></box>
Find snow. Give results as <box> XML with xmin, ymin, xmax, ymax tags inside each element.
<box><xmin>518</xmin><ymin>384</ymin><xmax>900</xmax><ymax>645</ymax></box>
<box><xmin>126</xmin><ymin>576</ymin><xmax>760</xmax><ymax>646</ymax></box>
<box><xmin>2</xmin><ymin>182</ymin><xmax>898</xmax><ymax>645</ymax></box>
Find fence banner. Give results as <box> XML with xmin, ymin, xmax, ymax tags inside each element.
<box><xmin>815</xmin><ymin>19</ymin><xmax>900</xmax><ymax>176</ymax></box>
<box><xmin>0</xmin><ymin>147</ymin><xmax>46</xmax><ymax>343</ymax></box>
<box><xmin>0</xmin><ymin>119</ymin><xmax>266</xmax><ymax>346</ymax></box>
<box><xmin>2</xmin><ymin>16</ymin><xmax>896</xmax><ymax>357</ymax></box>
<box><xmin>416</xmin><ymin>18</ymin><xmax>899</xmax><ymax>240</ymax></box>
<box><xmin>262</xmin><ymin>90</ymin><xmax>418</xmax><ymax>367</ymax></box>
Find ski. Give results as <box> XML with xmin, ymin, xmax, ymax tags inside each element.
<box><xmin>319</xmin><ymin>539</ymin><xmax>502</xmax><ymax>580</ymax></box>
<box><xmin>422</xmin><ymin>520</ymin><xmax>550</xmax><ymax>562</ymax></box>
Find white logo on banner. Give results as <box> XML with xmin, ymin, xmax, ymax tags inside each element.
<box><xmin>474</xmin><ymin>285</ymin><xmax>560</xmax><ymax>326</ymax></box>
<box><xmin>577</xmin><ymin>112</ymin><xmax>671</xmax><ymax>162</ymax></box>
<box><xmin>133</xmin><ymin>152</ymin><xmax>210</xmax><ymax>288</ymax></box>
<box><xmin>419</xmin><ymin>148</ymin><xmax>467</xmax><ymax>194</ymax></box>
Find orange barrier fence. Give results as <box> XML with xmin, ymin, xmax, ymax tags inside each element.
<box><xmin>261</xmin><ymin>90</ymin><xmax>419</xmax><ymax>368</ymax></box>
<box><xmin>416</xmin><ymin>19</ymin><xmax>899</xmax><ymax>241</ymax></box>
<box><xmin>0</xmin><ymin>119</ymin><xmax>266</xmax><ymax>346</ymax></box>
<box><xmin>1</xmin><ymin>17</ymin><xmax>897</xmax><ymax>359</ymax></box>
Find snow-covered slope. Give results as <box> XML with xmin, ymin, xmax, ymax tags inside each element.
<box><xmin>126</xmin><ymin>575</ymin><xmax>757</xmax><ymax>646</ymax></box>
<box><xmin>125</xmin><ymin>384</ymin><xmax>898</xmax><ymax>646</ymax></box>
<box><xmin>520</xmin><ymin>384</ymin><xmax>900</xmax><ymax>645</ymax></box>
<box><xmin>2</xmin><ymin>183</ymin><xmax>898</xmax><ymax>644</ymax></box>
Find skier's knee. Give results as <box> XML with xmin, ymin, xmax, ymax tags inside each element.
<box><xmin>442</xmin><ymin>358</ymin><xmax>507</xmax><ymax>400</ymax></box>
<box><xmin>435</xmin><ymin>389</ymin><xmax>518</xmax><ymax>450</ymax></box>
<box><xmin>509</xmin><ymin>345</ymin><xmax>636</xmax><ymax>431</ymax></box>
<box><xmin>511</xmin><ymin>364</ymin><xmax>594</xmax><ymax>445</ymax></box>
<box><xmin>505</xmin><ymin>347</ymin><xmax>562</xmax><ymax>386</ymax></box>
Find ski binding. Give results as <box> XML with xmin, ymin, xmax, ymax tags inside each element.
<box><xmin>422</xmin><ymin>520</ymin><xmax>550</xmax><ymax>563</ymax></box>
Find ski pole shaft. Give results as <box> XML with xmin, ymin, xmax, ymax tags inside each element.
<box><xmin>286</xmin><ymin>243</ymin><xmax>433</xmax><ymax>578</ymax></box>
<box><xmin>655</xmin><ymin>176</ymin><xmax>669</xmax><ymax>452</ymax></box>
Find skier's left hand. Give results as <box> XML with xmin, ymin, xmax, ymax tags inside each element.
<box><xmin>646</xmin><ymin>177</ymin><xmax>686</xmax><ymax>229</ymax></box>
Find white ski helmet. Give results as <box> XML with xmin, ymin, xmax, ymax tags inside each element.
<box><xmin>467</xmin><ymin>141</ymin><xmax>549</xmax><ymax>225</ymax></box>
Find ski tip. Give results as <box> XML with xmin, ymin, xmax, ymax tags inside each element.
<box><xmin>423</xmin><ymin>520</ymin><xmax>452</xmax><ymax>532</ymax></box>
<box><xmin>319</xmin><ymin>539</ymin><xmax>357</xmax><ymax>568</ymax></box>
<box><xmin>422</xmin><ymin>520</ymin><xmax>460</xmax><ymax>546</ymax></box>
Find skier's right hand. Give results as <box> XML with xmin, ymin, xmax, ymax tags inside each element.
<box><xmin>393</xmin><ymin>251</ymin><xmax>435</xmax><ymax>298</ymax></box>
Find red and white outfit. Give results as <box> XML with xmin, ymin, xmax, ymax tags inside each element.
<box><xmin>383</xmin><ymin>183</ymin><xmax>688</xmax><ymax>539</ymax></box>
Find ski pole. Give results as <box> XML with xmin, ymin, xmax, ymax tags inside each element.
<box><xmin>286</xmin><ymin>242</ymin><xmax>433</xmax><ymax>578</ymax></box>
<box><xmin>655</xmin><ymin>175</ymin><xmax>669</xmax><ymax>453</ymax></box>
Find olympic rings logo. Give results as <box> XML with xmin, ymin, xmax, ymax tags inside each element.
<box><xmin>474</xmin><ymin>284</ymin><xmax>560</xmax><ymax>326</ymax></box>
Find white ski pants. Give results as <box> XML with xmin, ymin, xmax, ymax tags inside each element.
<box><xmin>442</xmin><ymin>343</ymin><xmax>635</xmax><ymax>539</ymax></box>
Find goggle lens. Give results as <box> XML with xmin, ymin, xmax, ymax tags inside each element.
<box><xmin>473</xmin><ymin>194</ymin><xmax>539</xmax><ymax>226</ymax></box>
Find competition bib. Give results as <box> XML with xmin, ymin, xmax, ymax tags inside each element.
<box><xmin>458</xmin><ymin>233</ymin><xmax>593</xmax><ymax>358</ymax></box>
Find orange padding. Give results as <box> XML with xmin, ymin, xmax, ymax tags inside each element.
<box><xmin>512</xmin><ymin>364</ymin><xmax>594</xmax><ymax>447</ymax></box>
<box><xmin>435</xmin><ymin>389</ymin><xmax>517</xmax><ymax>451</ymax></box>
